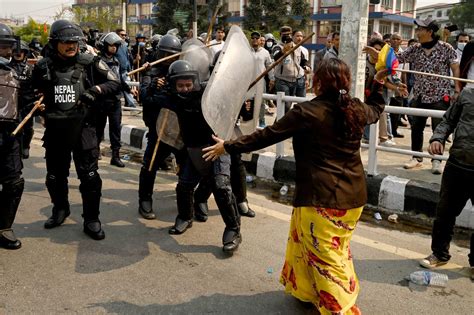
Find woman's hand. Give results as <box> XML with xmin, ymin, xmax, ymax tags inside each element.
<box><xmin>202</xmin><ymin>135</ymin><xmax>226</xmax><ymax>161</ymax></box>
<box><xmin>374</xmin><ymin>69</ymin><xmax>390</xmax><ymax>83</ymax></box>
<box><xmin>396</xmin><ymin>83</ymin><xmax>409</xmax><ymax>98</ymax></box>
<box><xmin>363</xmin><ymin>46</ymin><xmax>379</xmax><ymax>60</ymax></box>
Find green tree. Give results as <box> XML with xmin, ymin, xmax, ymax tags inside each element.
<box><xmin>243</xmin><ymin>0</ymin><xmax>265</xmax><ymax>32</ymax></box>
<box><xmin>72</xmin><ymin>0</ymin><xmax>121</xmax><ymax>32</ymax></box>
<box><xmin>13</xmin><ymin>18</ymin><xmax>49</xmax><ymax>45</ymax></box>
<box><xmin>289</xmin><ymin>0</ymin><xmax>311</xmax><ymax>29</ymax></box>
<box><xmin>156</xmin><ymin>1</ymin><xmax>180</xmax><ymax>34</ymax></box>
<box><xmin>449</xmin><ymin>1</ymin><xmax>474</xmax><ymax>31</ymax></box>
<box><xmin>155</xmin><ymin>0</ymin><xmax>229</xmax><ymax>36</ymax></box>
<box><xmin>262</xmin><ymin>0</ymin><xmax>289</xmax><ymax>33</ymax></box>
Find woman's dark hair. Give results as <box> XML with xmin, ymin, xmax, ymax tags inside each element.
<box><xmin>314</xmin><ymin>58</ymin><xmax>366</xmax><ymax>140</ymax></box>
<box><xmin>368</xmin><ymin>38</ymin><xmax>384</xmax><ymax>48</ymax></box>
<box><xmin>460</xmin><ymin>40</ymin><xmax>474</xmax><ymax>81</ymax></box>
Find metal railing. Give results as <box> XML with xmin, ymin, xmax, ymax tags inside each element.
<box><xmin>263</xmin><ymin>92</ymin><xmax>448</xmax><ymax>176</ymax></box>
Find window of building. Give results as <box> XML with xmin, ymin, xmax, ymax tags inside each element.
<box><xmin>394</xmin><ymin>23</ymin><xmax>400</xmax><ymax>33</ymax></box>
<box><xmin>396</xmin><ymin>0</ymin><xmax>401</xmax><ymax>11</ymax></box>
<box><xmin>320</xmin><ymin>0</ymin><xmax>342</xmax><ymax>7</ymax></box>
<box><xmin>401</xmin><ymin>25</ymin><xmax>413</xmax><ymax>40</ymax></box>
<box><xmin>382</xmin><ymin>0</ymin><xmax>393</xmax><ymax>9</ymax></box>
<box><xmin>436</xmin><ymin>10</ymin><xmax>442</xmax><ymax>17</ymax></box>
<box><xmin>446</xmin><ymin>9</ymin><xmax>451</xmax><ymax>16</ymax></box>
<box><xmin>379</xmin><ymin>22</ymin><xmax>392</xmax><ymax>36</ymax></box>
<box><xmin>402</xmin><ymin>0</ymin><xmax>414</xmax><ymax>12</ymax></box>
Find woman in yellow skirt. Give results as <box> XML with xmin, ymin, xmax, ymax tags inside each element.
<box><xmin>204</xmin><ymin>59</ymin><xmax>390</xmax><ymax>314</ymax></box>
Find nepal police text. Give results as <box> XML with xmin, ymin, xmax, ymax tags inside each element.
<box><xmin>54</xmin><ymin>85</ymin><xmax>76</xmax><ymax>103</ymax></box>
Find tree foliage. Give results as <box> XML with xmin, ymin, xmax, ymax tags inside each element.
<box><xmin>155</xmin><ymin>0</ymin><xmax>230</xmax><ymax>36</ymax></box>
<box><xmin>13</xmin><ymin>18</ymin><xmax>49</xmax><ymax>45</ymax></box>
<box><xmin>243</xmin><ymin>0</ymin><xmax>265</xmax><ymax>32</ymax></box>
<box><xmin>449</xmin><ymin>1</ymin><xmax>474</xmax><ymax>31</ymax></box>
<box><xmin>243</xmin><ymin>0</ymin><xmax>311</xmax><ymax>33</ymax></box>
<box><xmin>71</xmin><ymin>0</ymin><xmax>121</xmax><ymax>32</ymax></box>
<box><xmin>290</xmin><ymin>0</ymin><xmax>311</xmax><ymax>29</ymax></box>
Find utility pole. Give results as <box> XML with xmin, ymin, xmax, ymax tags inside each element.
<box><xmin>193</xmin><ymin>0</ymin><xmax>198</xmax><ymax>39</ymax></box>
<box><xmin>122</xmin><ymin>0</ymin><xmax>127</xmax><ymax>30</ymax></box>
<box><xmin>339</xmin><ymin>0</ymin><xmax>369</xmax><ymax>100</ymax></box>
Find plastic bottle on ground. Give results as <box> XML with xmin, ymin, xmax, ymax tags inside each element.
<box><xmin>408</xmin><ymin>271</ymin><xmax>448</xmax><ymax>287</ymax></box>
<box><xmin>279</xmin><ymin>184</ymin><xmax>288</xmax><ymax>196</ymax></box>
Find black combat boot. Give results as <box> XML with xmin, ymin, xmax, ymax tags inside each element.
<box><xmin>80</xmin><ymin>173</ymin><xmax>104</xmax><ymax>240</ymax></box>
<box><xmin>138</xmin><ymin>167</ymin><xmax>156</xmax><ymax>219</ymax></box>
<box><xmin>44</xmin><ymin>175</ymin><xmax>70</xmax><ymax>229</ymax></box>
<box><xmin>169</xmin><ymin>183</ymin><xmax>193</xmax><ymax>234</ymax></box>
<box><xmin>110</xmin><ymin>148</ymin><xmax>125</xmax><ymax>167</ymax></box>
<box><xmin>0</xmin><ymin>179</ymin><xmax>24</xmax><ymax>250</ymax></box>
<box><xmin>214</xmin><ymin>179</ymin><xmax>242</xmax><ymax>253</ymax></box>
<box><xmin>237</xmin><ymin>201</ymin><xmax>256</xmax><ymax>218</ymax></box>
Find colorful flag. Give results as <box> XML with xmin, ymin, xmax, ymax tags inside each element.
<box><xmin>375</xmin><ymin>43</ymin><xmax>399</xmax><ymax>75</ymax></box>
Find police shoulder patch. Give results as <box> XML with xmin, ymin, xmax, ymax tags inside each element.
<box><xmin>97</xmin><ymin>59</ymin><xmax>110</xmax><ymax>71</ymax></box>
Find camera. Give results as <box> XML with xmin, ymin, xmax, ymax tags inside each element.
<box><xmin>281</xmin><ymin>34</ymin><xmax>292</xmax><ymax>44</ymax></box>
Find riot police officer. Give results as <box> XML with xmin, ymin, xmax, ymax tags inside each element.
<box><xmin>9</xmin><ymin>40</ymin><xmax>35</xmax><ymax>159</ymax></box>
<box><xmin>95</xmin><ymin>32</ymin><xmax>132</xmax><ymax>168</ymax></box>
<box><xmin>28</xmin><ymin>38</ymin><xmax>42</xmax><ymax>59</ymax></box>
<box><xmin>0</xmin><ymin>24</ymin><xmax>24</xmax><ymax>250</ymax></box>
<box><xmin>166</xmin><ymin>60</ymin><xmax>242</xmax><ymax>253</ymax></box>
<box><xmin>138</xmin><ymin>34</ymin><xmax>184</xmax><ymax>220</ymax></box>
<box><xmin>32</xmin><ymin>20</ymin><xmax>120</xmax><ymax>240</ymax></box>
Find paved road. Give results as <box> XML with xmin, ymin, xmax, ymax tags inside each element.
<box><xmin>0</xmin><ymin>138</ymin><xmax>472</xmax><ymax>314</ymax></box>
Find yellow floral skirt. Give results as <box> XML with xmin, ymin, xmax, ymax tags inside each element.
<box><xmin>280</xmin><ymin>206</ymin><xmax>363</xmax><ymax>315</ymax></box>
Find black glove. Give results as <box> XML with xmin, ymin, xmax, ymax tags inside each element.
<box><xmin>79</xmin><ymin>88</ymin><xmax>99</xmax><ymax>107</ymax></box>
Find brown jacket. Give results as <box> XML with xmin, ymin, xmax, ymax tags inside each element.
<box><xmin>224</xmin><ymin>88</ymin><xmax>384</xmax><ymax>209</ymax></box>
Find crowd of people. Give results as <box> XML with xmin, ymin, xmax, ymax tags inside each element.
<box><xmin>0</xmin><ymin>15</ymin><xmax>473</xmax><ymax>315</ymax></box>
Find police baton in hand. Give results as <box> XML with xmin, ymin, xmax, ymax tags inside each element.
<box><xmin>127</xmin><ymin>42</ymin><xmax>219</xmax><ymax>76</ymax></box>
<box><xmin>248</xmin><ymin>32</ymin><xmax>315</xmax><ymax>90</ymax></box>
<box><xmin>11</xmin><ymin>95</ymin><xmax>44</xmax><ymax>136</ymax></box>
<box><xmin>148</xmin><ymin>109</ymin><xmax>170</xmax><ymax>172</ymax></box>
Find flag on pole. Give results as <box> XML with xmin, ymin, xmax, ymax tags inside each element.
<box><xmin>375</xmin><ymin>44</ymin><xmax>399</xmax><ymax>75</ymax></box>
<box><xmin>43</xmin><ymin>23</ymin><xmax>48</xmax><ymax>34</ymax></box>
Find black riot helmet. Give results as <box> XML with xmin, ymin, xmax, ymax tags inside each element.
<box><xmin>49</xmin><ymin>20</ymin><xmax>84</xmax><ymax>43</ymax></box>
<box><xmin>151</xmin><ymin>34</ymin><xmax>162</xmax><ymax>50</ymax></box>
<box><xmin>96</xmin><ymin>32</ymin><xmax>122</xmax><ymax>53</ymax></box>
<box><xmin>29</xmin><ymin>37</ymin><xmax>42</xmax><ymax>51</ymax></box>
<box><xmin>158</xmin><ymin>34</ymin><xmax>181</xmax><ymax>55</ymax></box>
<box><xmin>167</xmin><ymin>60</ymin><xmax>201</xmax><ymax>96</ymax></box>
<box><xmin>0</xmin><ymin>23</ymin><xmax>17</xmax><ymax>47</ymax></box>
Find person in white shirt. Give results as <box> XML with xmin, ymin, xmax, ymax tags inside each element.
<box><xmin>293</xmin><ymin>30</ymin><xmax>311</xmax><ymax>93</ymax></box>
<box><xmin>250</xmin><ymin>31</ymin><xmax>275</xmax><ymax>127</ymax></box>
<box><xmin>455</xmin><ymin>32</ymin><xmax>471</xmax><ymax>62</ymax></box>
<box><xmin>210</xmin><ymin>26</ymin><xmax>226</xmax><ymax>56</ymax></box>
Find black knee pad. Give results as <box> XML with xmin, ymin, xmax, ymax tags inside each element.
<box><xmin>79</xmin><ymin>170</ymin><xmax>102</xmax><ymax>193</ymax></box>
<box><xmin>213</xmin><ymin>175</ymin><xmax>234</xmax><ymax>204</ymax></box>
<box><xmin>45</xmin><ymin>173</ymin><xmax>67</xmax><ymax>188</ymax></box>
<box><xmin>3</xmin><ymin>177</ymin><xmax>25</xmax><ymax>197</ymax></box>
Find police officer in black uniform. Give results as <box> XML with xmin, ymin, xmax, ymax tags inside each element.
<box><xmin>10</xmin><ymin>40</ymin><xmax>35</xmax><ymax>159</ymax></box>
<box><xmin>138</xmin><ymin>34</ymin><xmax>183</xmax><ymax>220</ymax></box>
<box><xmin>95</xmin><ymin>32</ymin><xmax>132</xmax><ymax>168</ymax></box>
<box><xmin>32</xmin><ymin>20</ymin><xmax>120</xmax><ymax>240</ymax></box>
<box><xmin>28</xmin><ymin>38</ymin><xmax>42</xmax><ymax>59</ymax></box>
<box><xmin>0</xmin><ymin>24</ymin><xmax>24</xmax><ymax>250</ymax></box>
<box><xmin>166</xmin><ymin>60</ymin><xmax>242</xmax><ymax>253</ymax></box>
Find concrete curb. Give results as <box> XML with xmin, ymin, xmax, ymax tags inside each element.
<box><xmin>110</xmin><ymin>123</ymin><xmax>474</xmax><ymax>230</ymax></box>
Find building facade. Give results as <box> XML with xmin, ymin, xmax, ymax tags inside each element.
<box><xmin>227</xmin><ymin>0</ymin><xmax>417</xmax><ymax>50</ymax></box>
